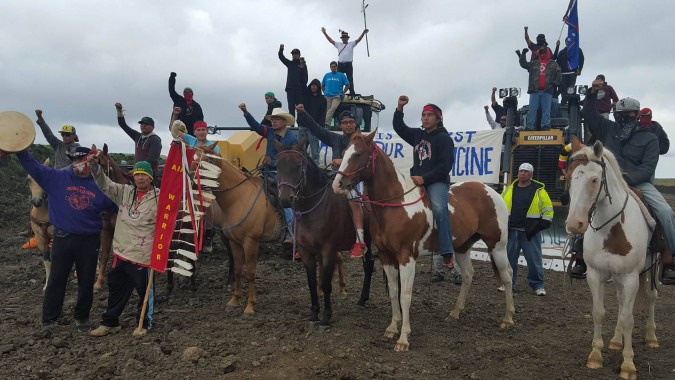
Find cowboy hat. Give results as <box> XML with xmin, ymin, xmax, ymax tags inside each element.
<box><xmin>264</xmin><ymin>108</ymin><xmax>295</xmax><ymax>126</ymax></box>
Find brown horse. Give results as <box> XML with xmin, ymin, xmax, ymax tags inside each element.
<box><xmin>92</xmin><ymin>144</ymin><xmax>130</xmax><ymax>290</ymax></box>
<box><xmin>275</xmin><ymin>140</ymin><xmax>375</xmax><ymax>325</ymax></box>
<box><xmin>27</xmin><ymin>159</ymin><xmax>52</xmax><ymax>291</ymax></box>
<box><xmin>333</xmin><ymin>131</ymin><xmax>514</xmax><ymax>351</ymax></box>
<box><xmin>212</xmin><ymin>157</ymin><xmax>285</xmax><ymax>315</ymax></box>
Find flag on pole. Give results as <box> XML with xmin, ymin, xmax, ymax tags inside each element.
<box><xmin>563</xmin><ymin>0</ymin><xmax>580</xmax><ymax>71</ymax></box>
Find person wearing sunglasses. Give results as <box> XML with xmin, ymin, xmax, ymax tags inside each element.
<box><xmin>35</xmin><ymin>109</ymin><xmax>80</xmax><ymax>169</ymax></box>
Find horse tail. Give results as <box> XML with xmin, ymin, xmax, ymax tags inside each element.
<box><xmin>634</xmin><ymin>270</ymin><xmax>649</xmax><ymax>312</ymax></box>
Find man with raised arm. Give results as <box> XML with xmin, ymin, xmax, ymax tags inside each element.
<box><xmin>168</xmin><ymin>72</ymin><xmax>204</xmax><ymax>135</ymax></box>
<box><xmin>321</xmin><ymin>27</ymin><xmax>368</xmax><ymax>97</ymax></box>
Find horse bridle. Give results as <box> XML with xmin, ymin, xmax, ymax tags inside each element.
<box><xmin>336</xmin><ymin>142</ymin><xmax>379</xmax><ymax>184</ymax></box>
<box><xmin>30</xmin><ymin>192</ymin><xmax>48</xmax><ymax>208</ymax></box>
<box><xmin>568</xmin><ymin>154</ymin><xmax>629</xmax><ymax>232</ymax></box>
<box><xmin>276</xmin><ymin>150</ymin><xmax>330</xmax><ymax>205</ymax></box>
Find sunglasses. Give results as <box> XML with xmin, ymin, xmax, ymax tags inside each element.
<box><xmin>60</xmin><ymin>132</ymin><xmax>73</xmax><ymax>137</ymax></box>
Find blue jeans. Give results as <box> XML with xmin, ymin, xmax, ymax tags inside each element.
<box><xmin>426</xmin><ymin>182</ymin><xmax>454</xmax><ymax>255</ymax></box>
<box><xmin>526</xmin><ymin>90</ymin><xmax>552</xmax><ymax>130</ymax></box>
<box><xmin>636</xmin><ymin>182</ymin><xmax>675</xmax><ymax>253</ymax></box>
<box><xmin>298</xmin><ymin>126</ymin><xmax>320</xmax><ymax>164</ymax></box>
<box><xmin>551</xmin><ymin>97</ymin><xmax>560</xmax><ymax>119</ymax></box>
<box><xmin>507</xmin><ymin>229</ymin><xmax>544</xmax><ymax>290</ymax></box>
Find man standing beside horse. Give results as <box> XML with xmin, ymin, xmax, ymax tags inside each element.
<box><xmin>88</xmin><ymin>160</ymin><xmax>159</xmax><ymax>338</ymax></box>
<box><xmin>14</xmin><ymin>147</ymin><xmax>116</xmax><ymax>332</ymax></box>
<box><xmin>574</xmin><ymin>80</ymin><xmax>675</xmax><ymax>283</ymax></box>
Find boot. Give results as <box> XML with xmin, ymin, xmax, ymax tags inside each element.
<box><xmin>570</xmin><ymin>259</ymin><xmax>587</xmax><ymax>279</ymax></box>
<box><xmin>202</xmin><ymin>229</ymin><xmax>214</xmax><ymax>254</ymax></box>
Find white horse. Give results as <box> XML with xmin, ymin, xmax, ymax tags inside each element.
<box><xmin>565</xmin><ymin>138</ymin><xmax>659</xmax><ymax>380</ymax></box>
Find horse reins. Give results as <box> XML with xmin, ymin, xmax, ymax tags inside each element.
<box><xmin>568</xmin><ymin>155</ymin><xmax>629</xmax><ymax>232</ymax></box>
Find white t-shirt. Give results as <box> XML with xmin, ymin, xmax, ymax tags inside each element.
<box><xmin>334</xmin><ymin>41</ymin><xmax>357</xmax><ymax>62</ymax></box>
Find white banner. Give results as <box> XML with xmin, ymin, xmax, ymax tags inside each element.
<box><xmin>318</xmin><ymin>129</ymin><xmax>505</xmax><ymax>184</ymax></box>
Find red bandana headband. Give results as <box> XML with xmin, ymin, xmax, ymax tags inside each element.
<box><xmin>422</xmin><ymin>105</ymin><xmax>442</xmax><ymax>119</ymax></box>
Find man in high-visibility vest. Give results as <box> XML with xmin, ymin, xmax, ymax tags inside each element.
<box><xmin>502</xmin><ymin>163</ymin><xmax>554</xmax><ymax>295</ymax></box>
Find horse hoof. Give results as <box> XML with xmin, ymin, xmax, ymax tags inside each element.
<box><xmin>318</xmin><ymin>324</ymin><xmax>331</xmax><ymax>333</ymax></box>
<box><xmin>447</xmin><ymin>310</ymin><xmax>461</xmax><ymax>320</ymax></box>
<box><xmin>608</xmin><ymin>340</ymin><xmax>622</xmax><ymax>350</ymax></box>
<box><xmin>394</xmin><ymin>342</ymin><xmax>409</xmax><ymax>352</ymax></box>
<box><xmin>243</xmin><ymin>307</ymin><xmax>255</xmax><ymax>316</ymax></box>
<box><xmin>645</xmin><ymin>339</ymin><xmax>659</xmax><ymax>348</ymax></box>
<box><xmin>620</xmin><ymin>367</ymin><xmax>637</xmax><ymax>380</ymax></box>
<box><xmin>384</xmin><ymin>330</ymin><xmax>397</xmax><ymax>339</ymax></box>
<box><xmin>338</xmin><ymin>291</ymin><xmax>348</xmax><ymax>300</ymax></box>
<box><xmin>499</xmin><ymin>321</ymin><xmax>514</xmax><ymax>329</ymax></box>
<box><xmin>226</xmin><ymin>298</ymin><xmax>239</xmax><ymax>308</ymax></box>
<box><xmin>586</xmin><ymin>359</ymin><xmax>602</xmax><ymax>369</ymax></box>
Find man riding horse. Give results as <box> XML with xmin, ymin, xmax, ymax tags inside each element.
<box><xmin>572</xmin><ymin>79</ymin><xmax>675</xmax><ymax>283</ymax></box>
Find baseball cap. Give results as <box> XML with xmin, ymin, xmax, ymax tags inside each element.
<box><xmin>265</xmin><ymin>91</ymin><xmax>275</xmax><ymax>98</ymax></box>
<box><xmin>138</xmin><ymin>117</ymin><xmax>155</xmax><ymax>126</ymax></box>
<box><xmin>60</xmin><ymin>125</ymin><xmax>76</xmax><ymax>134</ymax></box>
<box><xmin>67</xmin><ymin>147</ymin><xmax>91</xmax><ymax>161</ymax></box>
<box><xmin>519</xmin><ymin>163</ymin><xmax>534</xmax><ymax>173</ymax></box>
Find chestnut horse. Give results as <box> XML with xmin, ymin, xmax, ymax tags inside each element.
<box><xmin>333</xmin><ymin>130</ymin><xmax>514</xmax><ymax>351</ymax></box>
<box><xmin>212</xmin><ymin>157</ymin><xmax>286</xmax><ymax>315</ymax></box>
<box><xmin>275</xmin><ymin>140</ymin><xmax>375</xmax><ymax>325</ymax></box>
<box><xmin>27</xmin><ymin>159</ymin><xmax>52</xmax><ymax>291</ymax></box>
<box><xmin>565</xmin><ymin>139</ymin><xmax>659</xmax><ymax>380</ymax></box>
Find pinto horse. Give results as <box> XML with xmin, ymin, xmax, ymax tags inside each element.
<box><xmin>332</xmin><ymin>130</ymin><xmax>514</xmax><ymax>352</ymax></box>
<box><xmin>212</xmin><ymin>157</ymin><xmax>285</xmax><ymax>315</ymax></box>
<box><xmin>565</xmin><ymin>139</ymin><xmax>659</xmax><ymax>380</ymax></box>
<box><xmin>27</xmin><ymin>159</ymin><xmax>52</xmax><ymax>291</ymax></box>
<box><xmin>275</xmin><ymin>140</ymin><xmax>375</xmax><ymax>325</ymax></box>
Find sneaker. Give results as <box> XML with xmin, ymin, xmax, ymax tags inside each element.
<box><xmin>283</xmin><ymin>238</ymin><xmax>293</xmax><ymax>246</ymax></box>
<box><xmin>22</xmin><ymin>237</ymin><xmax>37</xmax><ymax>249</ymax></box>
<box><xmin>440</xmin><ymin>253</ymin><xmax>454</xmax><ymax>267</ymax></box>
<box><xmin>662</xmin><ymin>265</ymin><xmax>675</xmax><ymax>284</ymax></box>
<box><xmin>431</xmin><ymin>273</ymin><xmax>445</xmax><ymax>283</ymax></box>
<box><xmin>90</xmin><ymin>325</ymin><xmax>121</xmax><ymax>337</ymax></box>
<box><xmin>497</xmin><ymin>285</ymin><xmax>505</xmax><ymax>292</ymax></box>
<box><xmin>450</xmin><ymin>267</ymin><xmax>462</xmax><ymax>285</ymax></box>
<box><xmin>569</xmin><ymin>263</ymin><xmax>587</xmax><ymax>279</ymax></box>
<box><xmin>75</xmin><ymin>319</ymin><xmax>91</xmax><ymax>333</ymax></box>
<box><xmin>293</xmin><ymin>251</ymin><xmax>301</xmax><ymax>260</ymax></box>
<box><xmin>132</xmin><ymin>328</ymin><xmax>147</xmax><ymax>338</ymax></box>
<box><xmin>535</xmin><ymin>288</ymin><xmax>547</xmax><ymax>296</ymax></box>
<box><xmin>350</xmin><ymin>242</ymin><xmax>367</xmax><ymax>258</ymax></box>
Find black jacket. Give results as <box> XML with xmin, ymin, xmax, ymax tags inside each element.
<box><xmin>261</xmin><ymin>99</ymin><xmax>283</xmax><ymax>128</ymax></box>
<box><xmin>647</xmin><ymin>121</ymin><xmax>670</xmax><ymax>155</ymax></box>
<box><xmin>583</xmin><ymin>92</ymin><xmax>660</xmax><ymax>186</ymax></box>
<box><xmin>278</xmin><ymin>47</ymin><xmax>308</xmax><ymax>91</ymax></box>
<box><xmin>553</xmin><ymin>46</ymin><xmax>585</xmax><ymax>74</ymax></box>
<box><xmin>168</xmin><ymin>75</ymin><xmax>204</xmax><ymax>135</ymax></box>
<box><xmin>301</xmin><ymin>79</ymin><xmax>327</xmax><ymax>126</ymax></box>
<box><xmin>298</xmin><ymin>111</ymin><xmax>349</xmax><ymax>160</ymax></box>
<box><xmin>393</xmin><ymin>110</ymin><xmax>454</xmax><ymax>185</ymax></box>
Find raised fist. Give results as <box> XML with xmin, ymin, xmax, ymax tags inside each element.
<box><xmin>492</xmin><ymin>87</ymin><xmax>497</xmax><ymax>92</ymax></box>
<box><xmin>238</xmin><ymin>103</ymin><xmax>248</xmax><ymax>113</ymax></box>
<box><xmin>35</xmin><ymin>109</ymin><xmax>43</xmax><ymax>119</ymax></box>
<box><xmin>321</xmin><ymin>27</ymin><xmax>326</xmax><ymax>33</ymax></box>
<box><xmin>170</xmin><ymin>72</ymin><xmax>177</xmax><ymax>77</ymax></box>
<box><xmin>397</xmin><ymin>95</ymin><xmax>409</xmax><ymax>109</ymax></box>
<box><xmin>524</xmin><ymin>26</ymin><xmax>528</xmax><ymax>31</ymax></box>
<box><xmin>173</xmin><ymin>106</ymin><xmax>181</xmax><ymax>115</ymax></box>
<box><xmin>280</xmin><ymin>44</ymin><xmax>284</xmax><ymax>49</ymax></box>
<box><xmin>484</xmin><ymin>105</ymin><xmax>489</xmax><ymax>111</ymax></box>
<box><xmin>522</xmin><ymin>48</ymin><xmax>529</xmax><ymax>55</ymax></box>
<box><xmin>295</xmin><ymin>104</ymin><xmax>305</xmax><ymax>113</ymax></box>
<box><xmin>114</xmin><ymin>102</ymin><xmax>123</xmax><ymax>110</ymax></box>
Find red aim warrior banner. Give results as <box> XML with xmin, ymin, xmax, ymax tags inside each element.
<box><xmin>151</xmin><ymin>142</ymin><xmax>186</xmax><ymax>272</ymax></box>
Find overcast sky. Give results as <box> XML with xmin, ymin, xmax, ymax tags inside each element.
<box><xmin>3</xmin><ymin>0</ymin><xmax>675</xmax><ymax>176</ymax></box>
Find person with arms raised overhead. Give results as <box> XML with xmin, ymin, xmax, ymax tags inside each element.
<box><xmin>115</xmin><ymin>103</ymin><xmax>162</xmax><ymax>184</ymax></box>
<box><xmin>168</xmin><ymin>72</ymin><xmax>204</xmax><ymax>135</ymax></box>
<box><xmin>321</xmin><ymin>27</ymin><xmax>368</xmax><ymax>97</ymax></box>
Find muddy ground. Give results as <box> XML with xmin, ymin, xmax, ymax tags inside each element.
<box><xmin>1</xmin><ymin>150</ymin><xmax>675</xmax><ymax>379</ymax></box>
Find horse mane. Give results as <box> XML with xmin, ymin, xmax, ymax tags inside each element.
<box><xmin>575</xmin><ymin>145</ymin><xmax>631</xmax><ymax>194</ymax></box>
<box><xmin>297</xmin><ymin>147</ymin><xmax>330</xmax><ymax>186</ymax></box>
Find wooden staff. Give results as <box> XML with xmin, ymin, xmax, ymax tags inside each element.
<box><xmin>136</xmin><ymin>269</ymin><xmax>155</xmax><ymax>335</ymax></box>
<box><xmin>362</xmin><ymin>0</ymin><xmax>370</xmax><ymax>57</ymax></box>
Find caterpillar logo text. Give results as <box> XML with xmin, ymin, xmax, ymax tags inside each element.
<box><xmin>516</xmin><ymin>130</ymin><xmax>563</xmax><ymax>146</ymax></box>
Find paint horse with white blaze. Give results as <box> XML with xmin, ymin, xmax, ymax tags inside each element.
<box><xmin>333</xmin><ymin>130</ymin><xmax>514</xmax><ymax>352</ymax></box>
<box><xmin>565</xmin><ymin>139</ymin><xmax>659</xmax><ymax>380</ymax></box>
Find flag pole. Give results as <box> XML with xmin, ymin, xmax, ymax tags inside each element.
<box><xmin>136</xmin><ymin>269</ymin><xmax>155</xmax><ymax>335</ymax></box>
<box><xmin>362</xmin><ymin>0</ymin><xmax>370</xmax><ymax>57</ymax></box>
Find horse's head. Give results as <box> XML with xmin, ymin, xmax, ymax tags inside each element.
<box><xmin>332</xmin><ymin>130</ymin><xmax>377</xmax><ymax>195</ymax></box>
<box><xmin>565</xmin><ymin>137</ymin><xmax>626</xmax><ymax>235</ymax></box>
<box><xmin>96</xmin><ymin>143</ymin><xmax>132</xmax><ymax>184</ymax></box>
<box><xmin>27</xmin><ymin>158</ymin><xmax>49</xmax><ymax>207</ymax></box>
<box><xmin>275</xmin><ymin>138</ymin><xmax>315</xmax><ymax>207</ymax></box>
